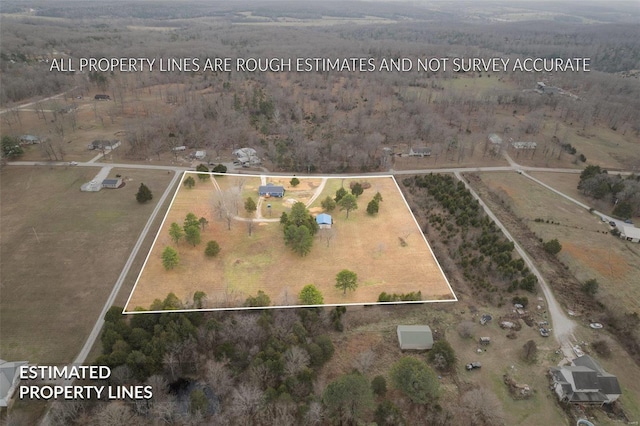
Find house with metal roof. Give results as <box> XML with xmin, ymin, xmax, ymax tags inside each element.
<box><xmin>619</xmin><ymin>224</ymin><xmax>640</xmax><ymax>243</ymax></box>
<box><xmin>397</xmin><ymin>325</ymin><xmax>434</xmax><ymax>350</ymax></box>
<box><xmin>549</xmin><ymin>355</ymin><xmax>621</xmax><ymax>405</ymax></box>
<box><xmin>258</xmin><ymin>183</ymin><xmax>285</xmax><ymax>197</ymax></box>
<box><xmin>102</xmin><ymin>178</ymin><xmax>123</xmax><ymax>189</ymax></box>
<box><xmin>316</xmin><ymin>213</ymin><xmax>332</xmax><ymax>229</ymax></box>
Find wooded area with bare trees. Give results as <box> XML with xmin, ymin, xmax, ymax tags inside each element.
<box><xmin>2</xmin><ymin>0</ymin><xmax>639</xmax><ymax>172</ymax></box>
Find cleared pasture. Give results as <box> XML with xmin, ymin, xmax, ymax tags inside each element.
<box><xmin>125</xmin><ymin>174</ymin><xmax>455</xmax><ymax>311</ymax></box>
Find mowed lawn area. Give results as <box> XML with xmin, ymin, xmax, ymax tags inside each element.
<box><xmin>126</xmin><ymin>174</ymin><xmax>455</xmax><ymax>310</ymax></box>
<box><xmin>0</xmin><ymin>166</ymin><xmax>173</xmax><ymax>363</ymax></box>
<box><xmin>477</xmin><ymin>172</ymin><xmax>640</xmax><ymax>314</ymax></box>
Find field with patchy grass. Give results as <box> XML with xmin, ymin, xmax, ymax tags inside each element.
<box><xmin>126</xmin><ymin>174</ymin><xmax>454</xmax><ymax>310</ymax></box>
<box><xmin>0</xmin><ymin>166</ymin><xmax>174</xmax><ymax>363</ymax></box>
<box><xmin>476</xmin><ymin>171</ymin><xmax>640</xmax><ymax>315</ymax></box>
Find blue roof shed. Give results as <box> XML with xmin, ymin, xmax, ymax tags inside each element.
<box><xmin>316</xmin><ymin>213</ymin><xmax>332</xmax><ymax>225</ymax></box>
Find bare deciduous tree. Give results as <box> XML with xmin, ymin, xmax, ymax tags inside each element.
<box><xmin>94</xmin><ymin>401</ymin><xmax>137</xmax><ymax>426</ymax></box>
<box><xmin>459</xmin><ymin>388</ymin><xmax>506</xmax><ymax>426</ymax></box>
<box><xmin>229</xmin><ymin>384</ymin><xmax>264</xmax><ymax>421</ymax></box>
<box><xmin>284</xmin><ymin>346</ymin><xmax>311</xmax><ymax>377</ymax></box>
<box><xmin>457</xmin><ymin>321</ymin><xmax>475</xmax><ymax>339</ymax></box>
<box><xmin>304</xmin><ymin>401</ymin><xmax>324</xmax><ymax>425</ymax></box>
<box><xmin>353</xmin><ymin>349</ymin><xmax>376</xmax><ymax>374</ymax></box>
<box><xmin>204</xmin><ymin>359</ymin><xmax>234</xmax><ymax>398</ymax></box>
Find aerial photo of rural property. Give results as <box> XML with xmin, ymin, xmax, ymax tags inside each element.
<box><xmin>1</xmin><ymin>0</ymin><xmax>639</xmax><ymax>425</ymax></box>
<box><xmin>125</xmin><ymin>173</ymin><xmax>454</xmax><ymax>311</ymax></box>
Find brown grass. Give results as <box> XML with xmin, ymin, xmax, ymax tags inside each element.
<box><xmin>126</xmin><ymin>174</ymin><xmax>454</xmax><ymax>310</ymax></box>
<box><xmin>477</xmin><ymin>171</ymin><xmax>640</xmax><ymax>315</ymax></box>
<box><xmin>0</xmin><ymin>166</ymin><xmax>174</xmax><ymax>363</ymax></box>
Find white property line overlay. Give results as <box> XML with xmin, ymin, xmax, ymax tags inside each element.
<box><xmin>123</xmin><ymin>171</ymin><xmax>457</xmax><ymax>314</ymax></box>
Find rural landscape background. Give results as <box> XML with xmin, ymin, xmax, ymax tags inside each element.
<box><xmin>1</xmin><ymin>0</ymin><xmax>639</xmax><ymax>424</ymax></box>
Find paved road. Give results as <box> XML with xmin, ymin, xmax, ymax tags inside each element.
<box><xmin>455</xmin><ymin>171</ymin><xmax>577</xmax><ymax>361</ymax></box>
<box><xmin>8</xmin><ymin>159</ymin><xmax>611</xmax><ymax>177</ymax></box>
<box><xmin>73</xmin><ymin>170</ymin><xmax>182</xmax><ymax>366</ymax></box>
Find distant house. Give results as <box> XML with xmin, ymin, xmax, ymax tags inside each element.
<box><xmin>94</xmin><ymin>94</ymin><xmax>111</xmax><ymax>100</ymax></box>
<box><xmin>195</xmin><ymin>150</ymin><xmax>206</xmax><ymax>160</ymax></box>
<box><xmin>397</xmin><ymin>325</ymin><xmax>434</xmax><ymax>350</ymax></box>
<box><xmin>172</xmin><ymin>146</ymin><xmax>186</xmax><ymax>152</ymax></box>
<box><xmin>1</xmin><ymin>359</ymin><xmax>28</xmax><ymax>407</ymax></box>
<box><xmin>258</xmin><ymin>184</ymin><xmax>285</xmax><ymax>197</ymax></box>
<box><xmin>549</xmin><ymin>355</ymin><xmax>622</xmax><ymax>405</ymax></box>
<box><xmin>102</xmin><ymin>178</ymin><xmax>122</xmax><ymax>189</ymax></box>
<box><xmin>88</xmin><ymin>139</ymin><xmax>114</xmax><ymax>150</ymax></box>
<box><xmin>316</xmin><ymin>213</ymin><xmax>332</xmax><ymax>229</ymax></box>
<box><xmin>233</xmin><ymin>147</ymin><xmax>260</xmax><ymax>165</ymax></box>
<box><xmin>488</xmin><ymin>134</ymin><xmax>502</xmax><ymax>145</ymax></box>
<box><xmin>619</xmin><ymin>225</ymin><xmax>640</xmax><ymax>243</ymax></box>
<box><xmin>536</xmin><ymin>82</ymin><xmax>560</xmax><ymax>95</ymax></box>
<box><xmin>511</xmin><ymin>141</ymin><xmax>537</xmax><ymax>150</ymax></box>
<box><xmin>19</xmin><ymin>135</ymin><xmax>40</xmax><ymax>145</ymax></box>
<box><xmin>409</xmin><ymin>147</ymin><xmax>431</xmax><ymax>157</ymax></box>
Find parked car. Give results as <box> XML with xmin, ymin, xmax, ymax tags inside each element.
<box><xmin>466</xmin><ymin>362</ymin><xmax>482</xmax><ymax>371</ymax></box>
<box><xmin>609</xmin><ymin>221</ymin><xmax>617</xmax><ymax>227</ymax></box>
<box><xmin>69</xmin><ymin>161</ymin><xmax>78</xmax><ymax>166</ymax></box>
<box><xmin>624</xmin><ymin>219</ymin><xmax>633</xmax><ymax>224</ymax></box>
<box><xmin>539</xmin><ymin>328</ymin><xmax>550</xmax><ymax>337</ymax></box>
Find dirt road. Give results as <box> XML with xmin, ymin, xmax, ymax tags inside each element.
<box><xmin>455</xmin><ymin>171</ymin><xmax>577</xmax><ymax>361</ymax></box>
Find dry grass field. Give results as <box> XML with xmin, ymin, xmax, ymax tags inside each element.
<box><xmin>0</xmin><ymin>166</ymin><xmax>174</xmax><ymax>363</ymax></box>
<box><xmin>502</xmin><ymin>118</ymin><xmax>640</xmax><ymax>171</ymax></box>
<box><xmin>126</xmin><ymin>174</ymin><xmax>455</xmax><ymax>311</ymax></box>
<box><xmin>477</xmin><ymin>172</ymin><xmax>640</xmax><ymax>315</ymax></box>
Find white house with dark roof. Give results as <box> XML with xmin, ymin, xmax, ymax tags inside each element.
<box><xmin>549</xmin><ymin>355</ymin><xmax>621</xmax><ymax>405</ymax></box>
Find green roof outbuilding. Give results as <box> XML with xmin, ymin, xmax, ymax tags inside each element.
<box><xmin>397</xmin><ymin>325</ymin><xmax>434</xmax><ymax>350</ymax></box>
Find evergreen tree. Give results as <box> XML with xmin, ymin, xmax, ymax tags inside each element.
<box><xmin>162</xmin><ymin>246</ymin><xmax>179</xmax><ymax>270</ymax></box>
<box><xmin>335</xmin><ymin>269</ymin><xmax>358</xmax><ymax>295</ymax></box>
<box><xmin>183</xmin><ymin>176</ymin><xmax>195</xmax><ymax>189</ymax></box>
<box><xmin>136</xmin><ymin>183</ymin><xmax>153</xmax><ymax>203</ymax></box>
<box><xmin>366</xmin><ymin>199</ymin><xmax>379</xmax><ymax>215</ymax></box>
<box><xmin>205</xmin><ymin>240</ymin><xmax>220</xmax><ymax>257</ymax></box>
<box><xmin>351</xmin><ymin>182</ymin><xmax>364</xmax><ymax>197</ymax></box>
